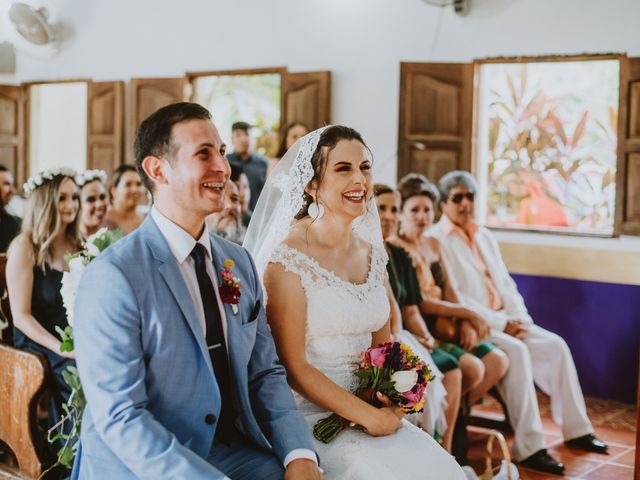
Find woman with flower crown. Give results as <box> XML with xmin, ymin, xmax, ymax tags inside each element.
<box><xmin>244</xmin><ymin>126</ymin><xmax>464</xmax><ymax>478</ymax></box>
<box><xmin>76</xmin><ymin>169</ymin><xmax>109</xmax><ymax>238</ymax></box>
<box><xmin>6</xmin><ymin>167</ymin><xmax>81</xmax><ymax>456</ymax></box>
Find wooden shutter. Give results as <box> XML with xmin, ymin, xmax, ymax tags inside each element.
<box><xmin>282</xmin><ymin>71</ymin><xmax>331</xmax><ymax>130</ymax></box>
<box><xmin>131</xmin><ymin>77</ymin><xmax>185</xmax><ymax>133</ymax></box>
<box><xmin>0</xmin><ymin>85</ymin><xmax>25</xmax><ymax>188</ymax></box>
<box><xmin>87</xmin><ymin>81</ymin><xmax>124</xmax><ymax>174</ymax></box>
<box><xmin>617</xmin><ymin>57</ymin><xmax>640</xmax><ymax>235</ymax></box>
<box><xmin>128</xmin><ymin>77</ymin><xmax>185</xmax><ymax>163</ymax></box>
<box><xmin>397</xmin><ymin>62</ymin><xmax>473</xmax><ymax>184</ymax></box>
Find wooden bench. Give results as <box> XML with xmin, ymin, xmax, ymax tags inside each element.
<box><xmin>0</xmin><ymin>253</ymin><xmax>51</xmax><ymax>479</ymax></box>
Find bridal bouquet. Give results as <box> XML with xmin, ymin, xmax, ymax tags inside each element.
<box><xmin>50</xmin><ymin>228</ymin><xmax>122</xmax><ymax>468</ymax></box>
<box><xmin>313</xmin><ymin>341</ymin><xmax>434</xmax><ymax>443</ymax></box>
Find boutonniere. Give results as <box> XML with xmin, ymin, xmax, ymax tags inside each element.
<box><xmin>220</xmin><ymin>259</ymin><xmax>242</xmax><ymax>315</ymax></box>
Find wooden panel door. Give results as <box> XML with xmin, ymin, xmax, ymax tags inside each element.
<box><xmin>397</xmin><ymin>62</ymin><xmax>473</xmax><ymax>184</ymax></box>
<box><xmin>617</xmin><ymin>57</ymin><xmax>640</xmax><ymax>235</ymax></box>
<box><xmin>129</xmin><ymin>77</ymin><xmax>185</xmax><ymax>163</ymax></box>
<box><xmin>282</xmin><ymin>71</ymin><xmax>331</xmax><ymax>130</ymax></box>
<box><xmin>0</xmin><ymin>85</ymin><xmax>25</xmax><ymax>187</ymax></box>
<box><xmin>87</xmin><ymin>81</ymin><xmax>124</xmax><ymax>174</ymax></box>
<box><xmin>130</xmin><ymin>77</ymin><xmax>185</xmax><ymax>133</ymax></box>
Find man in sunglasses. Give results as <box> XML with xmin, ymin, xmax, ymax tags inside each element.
<box><xmin>430</xmin><ymin>171</ymin><xmax>607</xmax><ymax>476</ymax></box>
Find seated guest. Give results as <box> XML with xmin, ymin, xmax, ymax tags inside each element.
<box><xmin>6</xmin><ymin>167</ymin><xmax>80</xmax><ymax>454</ymax></box>
<box><xmin>206</xmin><ymin>180</ymin><xmax>246</xmax><ymax>244</ymax></box>
<box><xmin>226</xmin><ymin>121</ymin><xmax>269</xmax><ymax>211</ymax></box>
<box><xmin>0</xmin><ymin>165</ymin><xmax>20</xmax><ymax>252</ymax></box>
<box><xmin>102</xmin><ymin>164</ymin><xmax>145</xmax><ymax>234</ymax></box>
<box><xmin>231</xmin><ymin>163</ymin><xmax>252</xmax><ymax>228</ymax></box>
<box><xmin>76</xmin><ymin>169</ymin><xmax>108</xmax><ymax>238</ymax></box>
<box><xmin>431</xmin><ymin>170</ymin><xmax>608</xmax><ymax>475</ymax></box>
<box><xmin>391</xmin><ymin>174</ymin><xmax>509</xmax><ymax>407</ymax></box>
<box><xmin>375</xmin><ymin>184</ymin><xmax>460</xmax><ymax>453</ymax></box>
<box><xmin>269</xmin><ymin>122</ymin><xmax>309</xmax><ymax>176</ymax></box>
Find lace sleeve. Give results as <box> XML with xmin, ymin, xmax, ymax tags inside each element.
<box><xmin>268</xmin><ymin>244</ymin><xmax>327</xmax><ymax>293</ymax></box>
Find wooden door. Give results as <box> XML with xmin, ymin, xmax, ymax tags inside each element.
<box><xmin>397</xmin><ymin>62</ymin><xmax>473</xmax><ymax>184</ymax></box>
<box><xmin>282</xmin><ymin>71</ymin><xmax>331</xmax><ymax>130</ymax></box>
<box><xmin>0</xmin><ymin>85</ymin><xmax>25</xmax><ymax>187</ymax></box>
<box><xmin>617</xmin><ymin>57</ymin><xmax>640</xmax><ymax>235</ymax></box>
<box><xmin>87</xmin><ymin>81</ymin><xmax>124</xmax><ymax>174</ymax></box>
<box><xmin>129</xmin><ymin>78</ymin><xmax>185</xmax><ymax>162</ymax></box>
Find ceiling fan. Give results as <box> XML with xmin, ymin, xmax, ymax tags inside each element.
<box><xmin>421</xmin><ymin>0</ymin><xmax>471</xmax><ymax>16</ymax></box>
<box><xmin>0</xmin><ymin>1</ymin><xmax>59</xmax><ymax>71</ymax></box>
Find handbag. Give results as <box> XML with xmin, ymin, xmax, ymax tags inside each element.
<box><xmin>431</xmin><ymin>316</ymin><xmax>460</xmax><ymax>343</ymax></box>
<box><xmin>479</xmin><ymin>430</ymin><xmax>519</xmax><ymax>480</ymax></box>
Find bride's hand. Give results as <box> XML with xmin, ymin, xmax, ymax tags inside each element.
<box><xmin>360</xmin><ymin>392</ymin><xmax>403</xmax><ymax>437</ymax></box>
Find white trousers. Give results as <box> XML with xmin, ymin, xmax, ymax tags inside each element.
<box><xmin>489</xmin><ymin>325</ymin><xmax>593</xmax><ymax>460</ymax></box>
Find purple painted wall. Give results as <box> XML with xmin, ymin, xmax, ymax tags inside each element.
<box><xmin>512</xmin><ymin>274</ymin><xmax>639</xmax><ymax>404</ymax></box>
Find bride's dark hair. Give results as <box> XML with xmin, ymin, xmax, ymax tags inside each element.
<box><xmin>295</xmin><ymin>125</ymin><xmax>372</xmax><ymax>219</ymax></box>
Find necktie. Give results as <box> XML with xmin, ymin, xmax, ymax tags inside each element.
<box><xmin>190</xmin><ymin>243</ymin><xmax>235</xmax><ymax>444</ymax></box>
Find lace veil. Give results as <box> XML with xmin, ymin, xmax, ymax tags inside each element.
<box><xmin>243</xmin><ymin>126</ymin><xmax>386</xmax><ymax>279</ymax></box>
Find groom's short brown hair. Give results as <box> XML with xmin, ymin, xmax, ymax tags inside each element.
<box><xmin>134</xmin><ymin>102</ymin><xmax>212</xmax><ymax>194</ymax></box>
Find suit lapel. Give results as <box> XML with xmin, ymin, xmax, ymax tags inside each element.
<box><xmin>143</xmin><ymin>217</ymin><xmax>214</xmax><ymax>378</ymax></box>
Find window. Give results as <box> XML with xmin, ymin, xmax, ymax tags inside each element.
<box><xmin>475</xmin><ymin>59</ymin><xmax>620</xmax><ymax>235</ymax></box>
<box><xmin>29</xmin><ymin>82</ymin><xmax>88</xmax><ymax>174</ymax></box>
<box><xmin>193</xmin><ymin>72</ymin><xmax>281</xmax><ymax>157</ymax></box>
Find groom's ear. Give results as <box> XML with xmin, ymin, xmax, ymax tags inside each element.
<box><xmin>142</xmin><ymin>155</ymin><xmax>169</xmax><ymax>188</ymax></box>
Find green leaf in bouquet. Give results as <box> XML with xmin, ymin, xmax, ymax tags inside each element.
<box><xmin>59</xmin><ymin>340</ymin><xmax>74</xmax><ymax>352</ymax></box>
<box><xmin>58</xmin><ymin>445</ymin><xmax>74</xmax><ymax>468</ymax></box>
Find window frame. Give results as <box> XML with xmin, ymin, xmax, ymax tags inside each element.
<box><xmin>471</xmin><ymin>53</ymin><xmax>627</xmax><ymax>238</ymax></box>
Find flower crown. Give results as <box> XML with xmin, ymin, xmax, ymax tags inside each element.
<box><xmin>23</xmin><ymin>167</ymin><xmax>78</xmax><ymax>194</ymax></box>
<box><xmin>75</xmin><ymin>169</ymin><xmax>108</xmax><ymax>187</ymax></box>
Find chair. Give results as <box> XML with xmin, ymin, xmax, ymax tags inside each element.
<box><xmin>467</xmin><ymin>388</ymin><xmax>513</xmax><ymax>435</ymax></box>
<box><xmin>0</xmin><ymin>253</ymin><xmax>52</xmax><ymax>479</ymax></box>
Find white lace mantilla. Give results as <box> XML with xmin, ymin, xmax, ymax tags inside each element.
<box><xmin>269</xmin><ymin>243</ymin><xmax>389</xmax><ymax>413</ymax></box>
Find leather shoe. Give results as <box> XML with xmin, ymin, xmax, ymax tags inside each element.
<box><xmin>519</xmin><ymin>449</ymin><xmax>565</xmax><ymax>475</ymax></box>
<box><xmin>565</xmin><ymin>434</ymin><xmax>608</xmax><ymax>454</ymax></box>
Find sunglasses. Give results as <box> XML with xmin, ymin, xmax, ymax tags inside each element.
<box><xmin>448</xmin><ymin>192</ymin><xmax>475</xmax><ymax>204</ymax></box>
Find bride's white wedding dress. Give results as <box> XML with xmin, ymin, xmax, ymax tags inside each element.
<box><xmin>270</xmin><ymin>243</ymin><xmax>465</xmax><ymax>479</ymax></box>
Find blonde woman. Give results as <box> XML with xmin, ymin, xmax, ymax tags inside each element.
<box><xmin>7</xmin><ymin>167</ymin><xmax>81</xmax><ymax>450</ymax></box>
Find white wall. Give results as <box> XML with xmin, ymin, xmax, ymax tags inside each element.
<box><xmin>10</xmin><ymin>0</ymin><xmax>640</xmax><ymax>185</ymax></box>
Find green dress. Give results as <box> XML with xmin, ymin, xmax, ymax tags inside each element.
<box><xmin>385</xmin><ymin>242</ymin><xmax>459</xmax><ymax>373</ymax></box>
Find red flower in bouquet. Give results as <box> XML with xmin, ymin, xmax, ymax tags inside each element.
<box><xmin>313</xmin><ymin>341</ymin><xmax>434</xmax><ymax>443</ymax></box>
<box><xmin>219</xmin><ymin>259</ymin><xmax>242</xmax><ymax>305</ymax></box>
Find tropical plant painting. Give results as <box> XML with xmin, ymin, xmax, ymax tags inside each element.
<box><xmin>195</xmin><ymin>73</ymin><xmax>281</xmax><ymax>157</ymax></box>
<box><xmin>476</xmin><ymin>59</ymin><xmax>619</xmax><ymax>234</ymax></box>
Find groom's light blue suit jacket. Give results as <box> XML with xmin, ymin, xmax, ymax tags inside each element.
<box><xmin>71</xmin><ymin>216</ymin><xmax>314</xmax><ymax>479</ymax></box>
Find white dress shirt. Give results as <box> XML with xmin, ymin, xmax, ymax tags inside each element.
<box><xmin>150</xmin><ymin>207</ymin><xmax>318</xmax><ymax>470</ymax></box>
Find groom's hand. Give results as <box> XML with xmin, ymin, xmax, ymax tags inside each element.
<box><xmin>284</xmin><ymin>458</ymin><xmax>325</xmax><ymax>479</ymax></box>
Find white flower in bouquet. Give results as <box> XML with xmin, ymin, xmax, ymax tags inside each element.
<box><xmin>61</xmin><ymin>257</ymin><xmax>87</xmax><ymax>328</ymax></box>
<box><xmin>391</xmin><ymin>369</ymin><xmax>419</xmax><ymax>393</ymax></box>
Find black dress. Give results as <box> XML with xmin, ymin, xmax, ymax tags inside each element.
<box><xmin>13</xmin><ymin>264</ymin><xmax>75</xmax><ymax>456</ymax></box>
<box><xmin>0</xmin><ymin>213</ymin><xmax>21</xmax><ymax>253</ymax></box>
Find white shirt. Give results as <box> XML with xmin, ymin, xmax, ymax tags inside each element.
<box><xmin>150</xmin><ymin>207</ymin><xmax>318</xmax><ymax>470</ymax></box>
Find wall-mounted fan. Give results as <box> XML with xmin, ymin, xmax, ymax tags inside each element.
<box><xmin>421</xmin><ymin>0</ymin><xmax>470</xmax><ymax>16</ymax></box>
<box><xmin>0</xmin><ymin>1</ymin><xmax>60</xmax><ymax>65</ymax></box>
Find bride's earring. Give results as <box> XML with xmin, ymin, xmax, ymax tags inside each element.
<box><xmin>308</xmin><ymin>201</ymin><xmax>325</xmax><ymax>219</ymax></box>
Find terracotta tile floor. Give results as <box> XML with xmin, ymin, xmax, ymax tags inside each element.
<box><xmin>466</xmin><ymin>393</ymin><xmax>637</xmax><ymax>479</ymax></box>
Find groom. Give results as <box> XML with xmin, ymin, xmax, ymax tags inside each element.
<box><xmin>71</xmin><ymin>103</ymin><xmax>322</xmax><ymax>479</ymax></box>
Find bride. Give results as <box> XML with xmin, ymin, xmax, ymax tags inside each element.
<box><xmin>244</xmin><ymin>126</ymin><xmax>465</xmax><ymax>478</ymax></box>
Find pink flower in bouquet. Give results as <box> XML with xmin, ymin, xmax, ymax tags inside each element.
<box><xmin>366</xmin><ymin>345</ymin><xmax>387</xmax><ymax>367</ymax></box>
<box><xmin>403</xmin><ymin>383</ymin><xmax>426</xmax><ymax>406</ymax></box>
